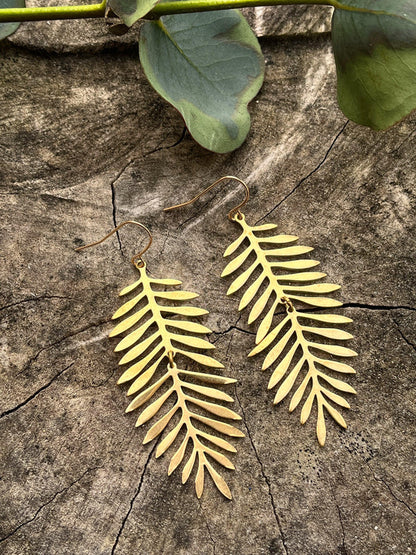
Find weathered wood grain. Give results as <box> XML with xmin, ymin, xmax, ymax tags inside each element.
<box><xmin>0</xmin><ymin>13</ymin><xmax>415</xmax><ymax>555</ymax></box>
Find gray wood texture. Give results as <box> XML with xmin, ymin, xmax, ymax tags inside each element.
<box><xmin>1</xmin><ymin>8</ymin><xmax>415</xmax><ymax>555</ymax></box>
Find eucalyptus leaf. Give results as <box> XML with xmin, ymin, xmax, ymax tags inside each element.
<box><xmin>108</xmin><ymin>0</ymin><xmax>159</xmax><ymax>27</ymax></box>
<box><xmin>139</xmin><ymin>10</ymin><xmax>264</xmax><ymax>153</ymax></box>
<box><xmin>332</xmin><ymin>0</ymin><xmax>416</xmax><ymax>129</ymax></box>
<box><xmin>0</xmin><ymin>0</ymin><xmax>25</xmax><ymax>40</ymax></box>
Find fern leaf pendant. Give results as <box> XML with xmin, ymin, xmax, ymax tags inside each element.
<box><xmin>222</xmin><ymin>214</ymin><xmax>357</xmax><ymax>446</ymax></box>
<box><xmin>111</xmin><ymin>262</ymin><xmax>243</xmax><ymax>498</ymax></box>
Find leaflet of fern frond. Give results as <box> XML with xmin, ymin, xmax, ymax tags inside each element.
<box><xmin>119</xmin><ymin>279</ymin><xmax>142</xmax><ymax>296</ymax></box>
<box><xmin>188</xmin><ymin>397</ymin><xmax>241</xmax><ymax>420</ymax></box>
<box><xmin>119</xmin><ymin>331</ymin><xmax>160</xmax><ymax>365</ymax></box>
<box><xmin>273</xmin><ymin>355</ymin><xmax>305</xmax><ymax>404</ymax></box>
<box><xmin>143</xmin><ymin>404</ymin><xmax>178</xmax><ymax>442</ymax></box>
<box><xmin>178</xmin><ymin>368</ymin><xmax>236</xmax><ymax>384</ymax></box>
<box><xmin>112</xmin><ymin>290</ymin><xmax>146</xmax><ymax>319</ymax></box>
<box><xmin>266</xmin><ymin>246</ymin><xmax>314</xmax><ymax>257</ymax></box>
<box><xmin>270</xmin><ymin>259</ymin><xmax>320</xmax><ymax>270</ymax></box>
<box><xmin>127</xmin><ymin>356</ymin><xmax>165</xmax><ymax>395</ymax></box>
<box><xmin>296</xmin><ymin>312</ymin><xmax>353</xmax><ymax>324</ymax></box>
<box><xmin>323</xmin><ymin>401</ymin><xmax>347</xmax><ymax>428</ymax></box>
<box><xmin>268</xmin><ymin>343</ymin><xmax>301</xmax><ymax>389</ymax></box>
<box><xmin>227</xmin><ymin>259</ymin><xmax>258</xmax><ymax>295</ymax></box>
<box><xmin>195</xmin><ymin>457</ymin><xmax>205</xmax><ymax>498</ymax></box>
<box><xmin>239</xmin><ymin>273</ymin><xmax>266</xmax><ymax>311</ymax></box>
<box><xmin>114</xmin><ymin>317</ymin><xmax>155</xmax><ymax>352</ymax></box>
<box><xmin>182</xmin><ymin>449</ymin><xmax>197</xmax><ymax>483</ymax></box>
<box><xmin>252</xmin><ymin>223</ymin><xmax>278</xmax><ymax>232</ymax></box>
<box><xmin>315</xmin><ymin>358</ymin><xmax>356</xmax><ymax>374</ymax></box>
<box><xmin>136</xmin><ymin>389</ymin><xmax>175</xmax><ymax>426</ymax></box>
<box><xmin>155</xmin><ymin>290</ymin><xmax>199</xmax><ymax>301</ymax></box>
<box><xmin>205</xmin><ymin>447</ymin><xmax>234</xmax><ymax>469</ymax></box>
<box><xmin>310</xmin><ymin>342</ymin><xmax>357</xmax><ymax>357</ymax></box>
<box><xmin>302</xmin><ymin>326</ymin><xmax>353</xmax><ymax>341</ymax></box>
<box><xmin>155</xmin><ymin>420</ymin><xmax>183</xmax><ymax>458</ymax></box>
<box><xmin>256</xmin><ymin>298</ymin><xmax>279</xmax><ymax>343</ymax></box>
<box><xmin>221</xmin><ymin>246</ymin><xmax>252</xmax><ymax>277</ymax></box>
<box><xmin>318</xmin><ymin>373</ymin><xmax>357</xmax><ymax>394</ymax></box>
<box><xmin>277</xmin><ymin>271</ymin><xmax>327</xmax><ymax>282</ymax></box>
<box><xmin>223</xmin><ymin>232</ymin><xmax>247</xmax><ymax>257</ymax></box>
<box><xmin>205</xmin><ymin>462</ymin><xmax>232</xmax><ymax>499</ymax></box>
<box><xmin>149</xmin><ymin>278</ymin><xmax>182</xmax><ymax>286</ymax></box>
<box><xmin>283</xmin><ymin>283</ymin><xmax>341</xmax><ymax>294</ymax></box>
<box><xmin>191</xmin><ymin>413</ymin><xmax>245</xmax><ymax>437</ymax></box>
<box><xmin>168</xmin><ymin>436</ymin><xmax>188</xmax><ymax>475</ymax></box>
<box><xmin>118</xmin><ymin>344</ymin><xmax>163</xmax><ymax>383</ymax></box>
<box><xmin>171</xmin><ymin>333</ymin><xmax>215</xmax><ymax>350</ymax></box>
<box><xmin>109</xmin><ymin>305</ymin><xmax>150</xmax><ymax>336</ymax></box>
<box><xmin>317</xmin><ymin>406</ymin><xmax>326</xmax><ymax>446</ymax></box>
<box><xmin>300</xmin><ymin>389</ymin><xmax>315</xmax><ymax>424</ymax></box>
<box><xmin>288</xmin><ymin>295</ymin><xmax>343</xmax><ymax>308</ymax></box>
<box><xmin>249</xmin><ymin>315</ymin><xmax>290</xmax><ymax>356</ymax></box>
<box><xmin>248</xmin><ymin>285</ymin><xmax>273</xmax><ymax>324</ymax></box>
<box><xmin>198</xmin><ymin>430</ymin><xmax>237</xmax><ymax>452</ymax></box>
<box><xmin>161</xmin><ymin>305</ymin><xmax>209</xmax><ymax>317</ymax></box>
<box><xmin>258</xmin><ymin>234</ymin><xmax>298</xmax><ymax>245</ymax></box>
<box><xmin>164</xmin><ymin>319</ymin><xmax>211</xmax><ymax>334</ymax></box>
<box><xmin>177</xmin><ymin>349</ymin><xmax>224</xmax><ymax>369</ymax></box>
<box><xmin>289</xmin><ymin>371</ymin><xmax>310</xmax><ymax>412</ymax></box>
<box><xmin>127</xmin><ymin>376</ymin><xmax>172</xmax><ymax>413</ymax></box>
<box><xmin>182</xmin><ymin>382</ymin><xmax>234</xmax><ymax>402</ymax></box>
<box><xmin>321</xmin><ymin>387</ymin><xmax>350</xmax><ymax>408</ymax></box>
<box><xmin>263</xmin><ymin>328</ymin><xmax>295</xmax><ymax>370</ymax></box>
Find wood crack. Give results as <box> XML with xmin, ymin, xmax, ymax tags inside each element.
<box><xmin>234</xmin><ymin>387</ymin><xmax>289</xmax><ymax>555</ymax></box>
<box><xmin>143</xmin><ymin>126</ymin><xmax>187</xmax><ymax>158</ymax></box>
<box><xmin>0</xmin><ymin>295</ymin><xmax>70</xmax><ymax>312</ymax></box>
<box><xmin>17</xmin><ymin>318</ymin><xmax>111</xmax><ymax>377</ymax></box>
<box><xmin>0</xmin><ymin>362</ymin><xmax>74</xmax><ymax>419</ymax></box>
<box><xmin>110</xmin><ymin>161</ymin><xmax>135</xmax><ymax>256</ymax></box>
<box><xmin>0</xmin><ymin>466</ymin><xmax>101</xmax><ymax>543</ymax></box>
<box><xmin>343</xmin><ymin>302</ymin><xmax>416</xmax><ymax>312</ymax></box>
<box><xmin>329</xmin><ymin>479</ymin><xmax>348</xmax><ymax>555</ymax></box>
<box><xmin>368</xmin><ymin>463</ymin><xmax>416</xmax><ymax>518</ymax></box>
<box><xmin>111</xmin><ymin>443</ymin><xmax>157</xmax><ymax>554</ymax></box>
<box><xmin>210</xmin><ymin>324</ymin><xmax>255</xmax><ymax>343</ymax></box>
<box><xmin>393</xmin><ymin>319</ymin><xmax>416</xmax><ymax>354</ymax></box>
<box><xmin>256</xmin><ymin>120</ymin><xmax>349</xmax><ymax>224</ymax></box>
<box><xmin>198</xmin><ymin>499</ymin><xmax>217</xmax><ymax>555</ymax></box>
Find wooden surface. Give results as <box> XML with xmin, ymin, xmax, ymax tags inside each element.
<box><xmin>1</xmin><ymin>8</ymin><xmax>415</xmax><ymax>555</ymax></box>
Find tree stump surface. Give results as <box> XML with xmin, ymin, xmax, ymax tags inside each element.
<box><xmin>1</xmin><ymin>8</ymin><xmax>415</xmax><ymax>555</ymax></box>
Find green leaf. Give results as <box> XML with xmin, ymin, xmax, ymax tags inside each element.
<box><xmin>108</xmin><ymin>0</ymin><xmax>159</xmax><ymax>27</ymax></box>
<box><xmin>332</xmin><ymin>1</ymin><xmax>416</xmax><ymax>129</ymax></box>
<box><xmin>139</xmin><ymin>10</ymin><xmax>264</xmax><ymax>153</ymax></box>
<box><xmin>0</xmin><ymin>0</ymin><xmax>25</xmax><ymax>41</ymax></box>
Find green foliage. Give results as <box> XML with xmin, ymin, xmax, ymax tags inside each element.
<box><xmin>0</xmin><ymin>0</ymin><xmax>416</xmax><ymax>150</ymax></box>
<box><xmin>0</xmin><ymin>0</ymin><xmax>24</xmax><ymax>40</ymax></box>
<box><xmin>108</xmin><ymin>0</ymin><xmax>159</xmax><ymax>26</ymax></box>
<box><xmin>139</xmin><ymin>10</ymin><xmax>264</xmax><ymax>153</ymax></box>
<box><xmin>332</xmin><ymin>0</ymin><xmax>416</xmax><ymax>129</ymax></box>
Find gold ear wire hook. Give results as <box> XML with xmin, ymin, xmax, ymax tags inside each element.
<box><xmin>164</xmin><ymin>175</ymin><xmax>250</xmax><ymax>221</ymax></box>
<box><xmin>75</xmin><ymin>220</ymin><xmax>152</xmax><ymax>268</ymax></box>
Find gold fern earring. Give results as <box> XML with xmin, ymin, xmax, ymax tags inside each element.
<box><xmin>75</xmin><ymin>220</ymin><xmax>244</xmax><ymax>498</ymax></box>
<box><xmin>165</xmin><ymin>177</ymin><xmax>357</xmax><ymax>446</ymax></box>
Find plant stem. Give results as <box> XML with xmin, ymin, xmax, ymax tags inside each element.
<box><xmin>151</xmin><ymin>0</ymin><xmax>331</xmax><ymax>17</ymax></box>
<box><xmin>0</xmin><ymin>0</ymin><xmax>331</xmax><ymax>23</ymax></box>
<box><xmin>0</xmin><ymin>0</ymin><xmax>106</xmax><ymax>22</ymax></box>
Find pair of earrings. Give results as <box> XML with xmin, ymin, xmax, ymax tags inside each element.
<box><xmin>76</xmin><ymin>176</ymin><xmax>357</xmax><ymax>499</ymax></box>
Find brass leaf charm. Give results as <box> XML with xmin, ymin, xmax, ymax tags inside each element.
<box><xmin>110</xmin><ymin>262</ymin><xmax>243</xmax><ymax>498</ymax></box>
<box><xmin>223</xmin><ymin>214</ymin><xmax>357</xmax><ymax>446</ymax></box>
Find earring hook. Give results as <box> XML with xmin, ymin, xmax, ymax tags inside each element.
<box><xmin>164</xmin><ymin>175</ymin><xmax>250</xmax><ymax>221</ymax></box>
<box><xmin>75</xmin><ymin>220</ymin><xmax>153</xmax><ymax>268</ymax></box>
